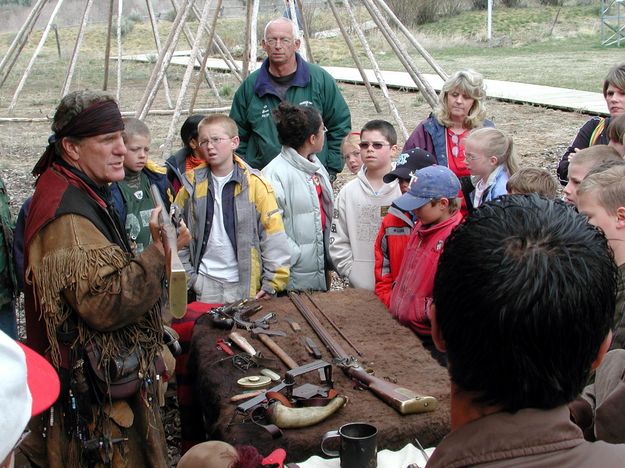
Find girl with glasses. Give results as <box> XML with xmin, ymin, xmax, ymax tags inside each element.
<box><xmin>464</xmin><ymin>128</ymin><xmax>519</xmax><ymax>208</ymax></box>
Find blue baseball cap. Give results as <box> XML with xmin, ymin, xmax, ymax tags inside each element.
<box><xmin>394</xmin><ymin>165</ymin><xmax>461</xmax><ymax>211</ymax></box>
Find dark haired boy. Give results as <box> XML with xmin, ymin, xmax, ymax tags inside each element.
<box><xmin>165</xmin><ymin>113</ymin><xmax>206</xmax><ymax>194</ymax></box>
<box><xmin>330</xmin><ymin>120</ymin><xmax>400</xmax><ymax>290</ymax></box>
<box><xmin>426</xmin><ymin>195</ymin><xmax>625</xmax><ymax>467</ymax></box>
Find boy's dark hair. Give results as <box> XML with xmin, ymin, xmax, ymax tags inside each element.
<box><xmin>360</xmin><ymin>120</ymin><xmax>397</xmax><ymax>146</ymax></box>
<box><xmin>273</xmin><ymin>102</ymin><xmax>322</xmax><ymax>149</ymax></box>
<box><xmin>506</xmin><ymin>167</ymin><xmax>558</xmax><ymax>198</ymax></box>
<box><xmin>180</xmin><ymin>114</ymin><xmax>206</xmax><ymax>148</ymax></box>
<box><xmin>433</xmin><ymin>194</ymin><xmax>617</xmax><ymax>412</ymax></box>
<box><xmin>122</xmin><ymin>117</ymin><xmax>150</xmax><ymax>142</ymax></box>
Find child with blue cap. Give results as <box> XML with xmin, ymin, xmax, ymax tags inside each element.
<box><xmin>389</xmin><ymin>165</ymin><xmax>463</xmax><ymax>365</ymax></box>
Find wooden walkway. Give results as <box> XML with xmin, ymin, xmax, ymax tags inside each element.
<box><xmin>124</xmin><ymin>53</ymin><xmax>608</xmax><ymax>116</ymax></box>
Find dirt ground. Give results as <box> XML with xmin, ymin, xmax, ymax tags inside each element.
<box><xmin>0</xmin><ymin>80</ymin><xmax>589</xmax><ymax>218</ymax></box>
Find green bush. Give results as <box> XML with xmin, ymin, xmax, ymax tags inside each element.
<box><xmin>539</xmin><ymin>0</ymin><xmax>564</xmax><ymax>5</ymax></box>
<box><xmin>501</xmin><ymin>0</ymin><xmax>522</xmax><ymax>6</ymax></box>
<box><xmin>386</xmin><ymin>0</ymin><xmax>439</xmax><ymax>26</ymax></box>
<box><xmin>112</xmin><ymin>17</ymin><xmax>135</xmax><ymax>37</ymax></box>
<box><xmin>127</xmin><ymin>11</ymin><xmax>144</xmax><ymax>24</ymax></box>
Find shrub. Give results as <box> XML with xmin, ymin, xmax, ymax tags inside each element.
<box><xmin>501</xmin><ymin>0</ymin><xmax>521</xmax><ymax>6</ymax></box>
<box><xmin>539</xmin><ymin>0</ymin><xmax>564</xmax><ymax>4</ymax></box>
<box><xmin>386</xmin><ymin>0</ymin><xmax>439</xmax><ymax>26</ymax></box>
<box><xmin>471</xmin><ymin>0</ymin><xmax>488</xmax><ymax>10</ymax></box>
<box><xmin>112</xmin><ymin>17</ymin><xmax>135</xmax><ymax>37</ymax></box>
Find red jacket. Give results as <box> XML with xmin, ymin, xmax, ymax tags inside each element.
<box><xmin>389</xmin><ymin>211</ymin><xmax>463</xmax><ymax>335</ymax></box>
<box><xmin>374</xmin><ymin>206</ymin><xmax>414</xmax><ymax>307</ymax></box>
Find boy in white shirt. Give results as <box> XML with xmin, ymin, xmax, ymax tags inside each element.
<box><xmin>330</xmin><ymin>120</ymin><xmax>401</xmax><ymax>290</ymax></box>
<box><xmin>175</xmin><ymin>115</ymin><xmax>290</xmax><ymax>303</ymax></box>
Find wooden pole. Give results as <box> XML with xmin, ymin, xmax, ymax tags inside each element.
<box><xmin>162</xmin><ymin>0</ymin><xmax>216</xmax><ymax>156</ymax></box>
<box><xmin>341</xmin><ymin>0</ymin><xmax>408</xmax><ymax>140</ymax></box>
<box><xmin>285</xmin><ymin>0</ymin><xmax>306</xmax><ymax>61</ymax></box>
<box><xmin>0</xmin><ymin>0</ymin><xmax>47</xmax><ymax>77</ymax></box>
<box><xmin>242</xmin><ymin>0</ymin><xmax>253</xmax><ymax>77</ymax></box>
<box><xmin>0</xmin><ymin>106</ymin><xmax>232</xmax><ymax>123</ymax></box>
<box><xmin>146</xmin><ymin>0</ymin><xmax>173</xmax><ymax>108</ymax></box>
<box><xmin>190</xmin><ymin>3</ymin><xmax>242</xmax><ymax>81</ymax></box>
<box><xmin>52</xmin><ymin>24</ymin><xmax>62</xmax><ymax>58</ymax></box>
<box><xmin>136</xmin><ymin>0</ymin><xmax>195</xmax><ymax>119</ymax></box>
<box><xmin>249</xmin><ymin>0</ymin><xmax>259</xmax><ymax>72</ymax></box>
<box><xmin>116</xmin><ymin>0</ymin><xmax>123</xmax><ymax>102</ymax></box>
<box><xmin>188</xmin><ymin>0</ymin><xmax>224</xmax><ymax>113</ymax></box>
<box><xmin>361</xmin><ymin>0</ymin><xmax>438</xmax><ymax>108</ymax></box>
<box><xmin>295</xmin><ymin>0</ymin><xmax>314</xmax><ymax>63</ymax></box>
<box><xmin>214</xmin><ymin>34</ymin><xmax>242</xmax><ymax>81</ymax></box>
<box><xmin>61</xmin><ymin>0</ymin><xmax>95</xmax><ymax>96</ymax></box>
<box><xmin>171</xmin><ymin>0</ymin><xmax>220</xmax><ymax>99</ymax></box>
<box><xmin>372</xmin><ymin>0</ymin><xmax>448</xmax><ymax>81</ymax></box>
<box><xmin>327</xmin><ymin>0</ymin><xmax>381</xmax><ymax>113</ymax></box>
<box><xmin>0</xmin><ymin>0</ymin><xmax>47</xmax><ymax>89</ymax></box>
<box><xmin>103</xmin><ymin>0</ymin><xmax>114</xmax><ymax>90</ymax></box>
<box><xmin>9</xmin><ymin>0</ymin><xmax>66</xmax><ymax>112</ymax></box>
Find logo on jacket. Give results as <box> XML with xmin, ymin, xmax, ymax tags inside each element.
<box><xmin>261</xmin><ymin>105</ymin><xmax>271</xmax><ymax>119</ymax></box>
<box><xmin>134</xmin><ymin>190</ymin><xmax>144</xmax><ymax>200</ymax></box>
<box><xmin>436</xmin><ymin>240</ymin><xmax>444</xmax><ymax>251</ymax></box>
<box><xmin>299</xmin><ymin>100</ymin><xmax>313</xmax><ymax>106</ymax></box>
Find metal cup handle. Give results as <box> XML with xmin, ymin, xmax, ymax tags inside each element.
<box><xmin>321</xmin><ymin>430</ymin><xmax>340</xmax><ymax>457</ymax></box>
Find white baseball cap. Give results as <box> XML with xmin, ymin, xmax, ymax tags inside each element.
<box><xmin>0</xmin><ymin>330</ymin><xmax>60</xmax><ymax>462</ymax></box>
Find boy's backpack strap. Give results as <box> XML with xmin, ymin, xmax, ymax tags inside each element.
<box><xmin>589</xmin><ymin>117</ymin><xmax>606</xmax><ymax>146</ymax></box>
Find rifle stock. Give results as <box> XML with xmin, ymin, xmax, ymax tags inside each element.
<box><xmin>150</xmin><ymin>185</ymin><xmax>187</xmax><ymax>319</ymax></box>
<box><xmin>346</xmin><ymin>366</ymin><xmax>437</xmax><ymax>414</ymax></box>
<box><xmin>289</xmin><ymin>292</ymin><xmax>437</xmax><ymax>415</ymax></box>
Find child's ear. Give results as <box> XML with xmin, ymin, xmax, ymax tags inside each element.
<box><xmin>231</xmin><ymin>135</ymin><xmax>240</xmax><ymax>151</ymax></box>
<box><xmin>616</xmin><ymin>207</ymin><xmax>625</xmax><ymax>229</ymax></box>
<box><xmin>489</xmin><ymin>156</ymin><xmax>499</xmax><ymax>166</ymax></box>
<box><xmin>189</xmin><ymin>138</ymin><xmax>198</xmax><ymax>150</ymax></box>
<box><xmin>390</xmin><ymin>144</ymin><xmax>399</xmax><ymax>157</ymax></box>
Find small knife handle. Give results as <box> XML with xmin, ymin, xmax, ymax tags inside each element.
<box><xmin>229</xmin><ymin>331</ymin><xmax>257</xmax><ymax>356</ymax></box>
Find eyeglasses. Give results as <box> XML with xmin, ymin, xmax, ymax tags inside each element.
<box><xmin>198</xmin><ymin>137</ymin><xmax>231</xmax><ymax>148</ymax></box>
<box><xmin>358</xmin><ymin>141</ymin><xmax>390</xmax><ymax>150</ymax></box>
<box><xmin>464</xmin><ymin>153</ymin><xmax>481</xmax><ymax>162</ymax></box>
<box><xmin>265</xmin><ymin>37</ymin><xmax>293</xmax><ymax>47</ymax></box>
<box><xmin>321</xmin><ymin>126</ymin><xmax>328</xmax><ymax>133</ymax></box>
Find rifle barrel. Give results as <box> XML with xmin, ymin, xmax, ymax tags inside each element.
<box><xmin>289</xmin><ymin>292</ymin><xmax>349</xmax><ymax>359</ymax></box>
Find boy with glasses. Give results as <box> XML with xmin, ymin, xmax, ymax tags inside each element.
<box><xmin>330</xmin><ymin>120</ymin><xmax>400</xmax><ymax>290</ymax></box>
<box><xmin>174</xmin><ymin>115</ymin><xmax>290</xmax><ymax>303</ymax></box>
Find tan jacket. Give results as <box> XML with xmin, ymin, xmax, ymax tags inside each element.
<box><xmin>22</xmin><ymin>214</ymin><xmax>168</xmax><ymax>468</ymax></box>
<box><xmin>426</xmin><ymin>406</ymin><xmax>625</xmax><ymax>467</ymax></box>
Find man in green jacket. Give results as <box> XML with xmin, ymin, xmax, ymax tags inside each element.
<box><xmin>229</xmin><ymin>17</ymin><xmax>351</xmax><ymax>181</ymax></box>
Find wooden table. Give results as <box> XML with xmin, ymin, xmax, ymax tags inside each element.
<box><xmin>179</xmin><ymin>289</ymin><xmax>450</xmax><ymax>462</ymax></box>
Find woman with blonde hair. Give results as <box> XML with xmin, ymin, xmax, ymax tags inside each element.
<box><xmin>403</xmin><ymin>69</ymin><xmax>493</xmax><ymax>212</ymax></box>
